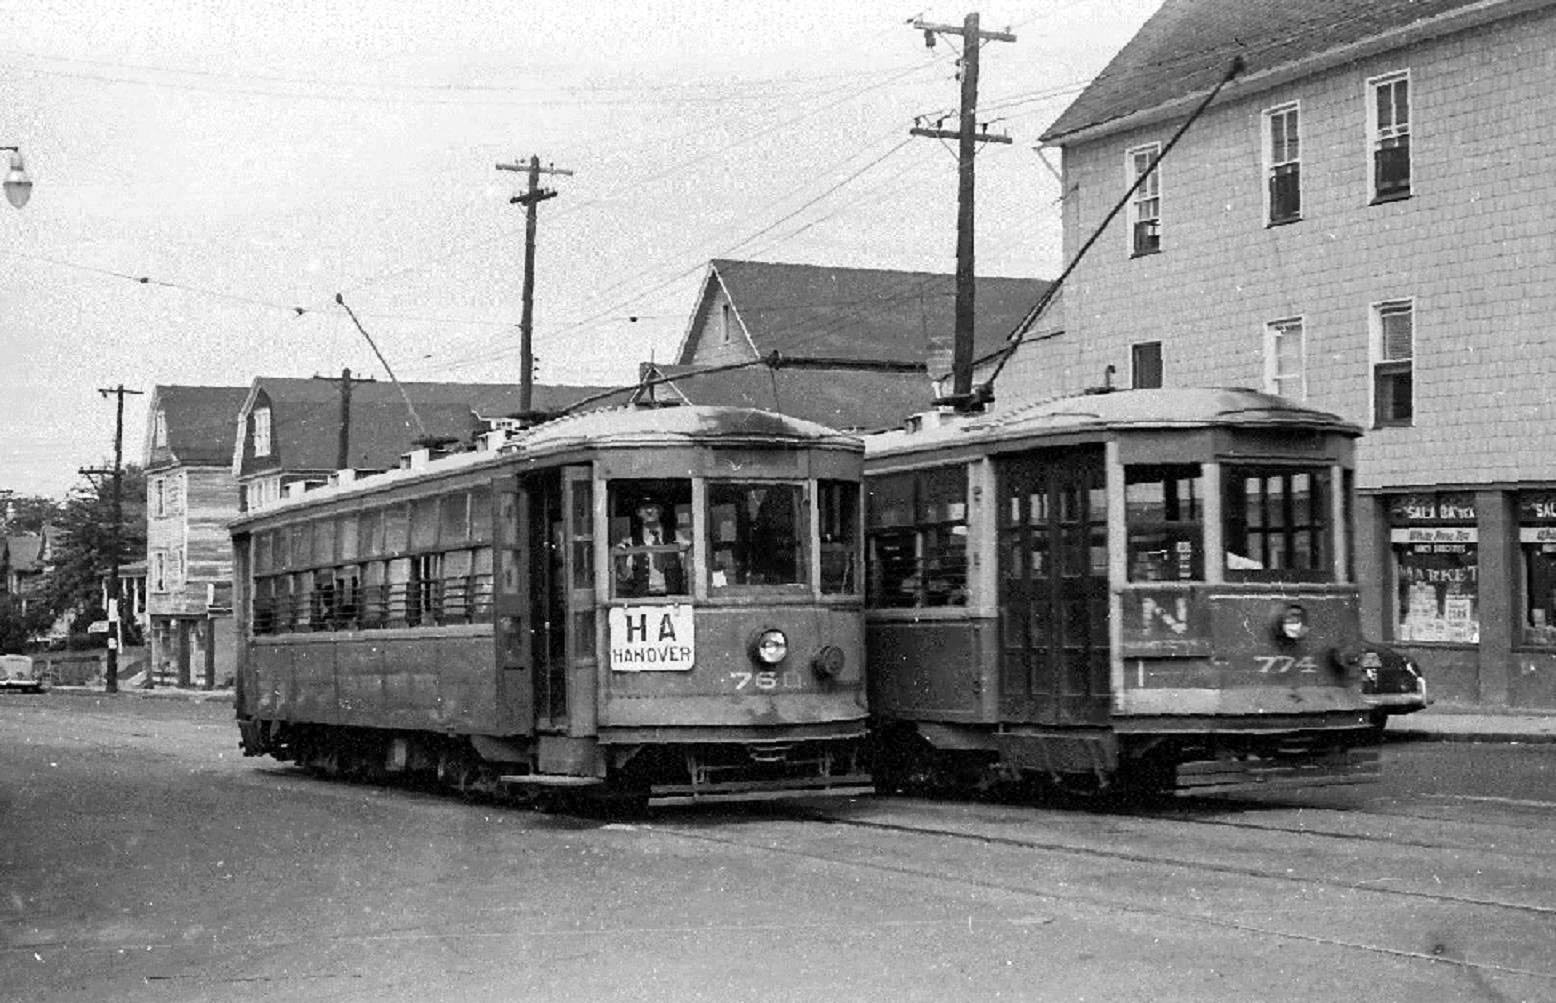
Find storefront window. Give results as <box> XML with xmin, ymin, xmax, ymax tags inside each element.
<box><xmin>1390</xmin><ymin>492</ymin><xmax>1478</xmax><ymax>643</ymax></box>
<box><xmin>1518</xmin><ymin>493</ymin><xmax>1556</xmax><ymax>646</ymax></box>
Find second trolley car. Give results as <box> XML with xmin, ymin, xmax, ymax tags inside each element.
<box><xmin>231</xmin><ymin>405</ymin><xmax>869</xmax><ymax>805</ymax></box>
<box><xmin>864</xmin><ymin>387</ymin><xmax>1379</xmax><ymax>795</ymax></box>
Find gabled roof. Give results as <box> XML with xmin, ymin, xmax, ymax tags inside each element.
<box><xmin>236</xmin><ymin>378</ymin><xmax>634</xmax><ymax>475</ymax></box>
<box><xmin>147</xmin><ymin>385</ymin><xmax>251</xmax><ymax>468</ymax></box>
<box><xmin>677</xmin><ymin>259</ymin><xmax>1049</xmax><ymax>366</ymax></box>
<box><xmin>1041</xmin><ymin>0</ymin><xmax>1532</xmax><ymax>144</ymax></box>
<box><xmin>5</xmin><ymin>535</ymin><xmax>43</xmax><ymax>572</ymax></box>
<box><xmin>634</xmin><ymin>363</ymin><xmax>930</xmax><ymax>433</ymax></box>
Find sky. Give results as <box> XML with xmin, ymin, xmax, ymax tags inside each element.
<box><xmin>0</xmin><ymin>0</ymin><xmax>1162</xmax><ymax>500</ymax></box>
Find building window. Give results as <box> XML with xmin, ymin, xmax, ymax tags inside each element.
<box><xmin>1264</xmin><ymin>318</ymin><xmax>1306</xmax><ymax>400</ymax></box>
<box><xmin>153</xmin><ymin>478</ymin><xmax>166</xmax><ymax>518</ymax></box>
<box><xmin>152</xmin><ymin>550</ymin><xmax>167</xmax><ymax>593</ymax></box>
<box><xmin>1518</xmin><ymin>493</ymin><xmax>1556</xmax><ymax>646</ymax></box>
<box><xmin>1264</xmin><ymin>103</ymin><xmax>1301</xmax><ymax>224</ymax></box>
<box><xmin>253</xmin><ymin>407</ymin><xmax>273</xmax><ymax>457</ymax></box>
<box><xmin>866</xmin><ymin>466</ymin><xmax>968</xmax><ymax>608</ymax></box>
<box><xmin>1371</xmin><ymin>300</ymin><xmax>1413</xmax><ymax>427</ymax></box>
<box><xmin>1389</xmin><ymin>492</ymin><xmax>1477</xmax><ymax>643</ymax></box>
<box><xmin>1127</xmin><ymin>143</ymin><xmax>1161</xmax><ymax>256</ymax></box>
<box><xmin>1131</xmin><ymin>340</ymin><xmax>1163</xmax><ymax>389</ymax></box>
<box><xmin>152</xmin><ymin>409</ymin><xmax>167</xmax><ymax>447</ymax></box>
<box><xmin>1368</xmin><ymin>71</ymin><xmax>1411</xmax><ymax>202</ymax></box>
<box><xmin>720</xmin><ymin>302</ymin><xmax>733</xmax><ymax>345</ymax></box>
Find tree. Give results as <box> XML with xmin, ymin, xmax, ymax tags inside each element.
<box><xmin>44</xmin><ymin>465</ymin><xmax>146</xmax><ymax>639</ymax></box>
<box><xmin>0</xmin><ymin>492</ymin><xmax>61</xmax><ymax>533</ymax></box>
<box><xmin>0</xmin><ymin>595</ymin><xmax>53</xmax><ymax>653</ymax></box>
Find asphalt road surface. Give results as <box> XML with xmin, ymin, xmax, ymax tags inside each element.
<box><xmin>3</xmin><ymin>692</ymin><xmax>1554</xmax><ymax>1002</ymax></box>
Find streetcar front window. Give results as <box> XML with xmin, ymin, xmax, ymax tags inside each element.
<box><xmin>1222</xmin><ymin>466</ymin><xmax>1332</xmax><ymax>581</ymax></box>
<box><xmin>707</xmin><ymin>482</ymin><xmax>806</xmax><ymax>589</ymax></box>
<box><xmin>609</xmin><ymin>479</ymin><xmax>692</xmax><ymax>599</ymax></box>
<box><xmin>1125</xmin><ymin>463</ymin><xmax>1204</xmax><ymax>581</ymax></box>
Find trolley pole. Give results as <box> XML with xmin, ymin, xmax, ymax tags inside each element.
<box><xmin>88</xmin><ymin>384</ymin><xmax>143</xmax><ymax>694</ymax></box>
<box><xmin>496</xmin><ymin>155</ymin><xmax>572</xmax><ymax>415</ymax></box>
<box><xmin>910</xmin><ymin>13</ymin><xmax>1014</xmax><ymax>410</ymax></box>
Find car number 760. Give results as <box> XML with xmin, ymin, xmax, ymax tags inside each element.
<box><xmin>730</xmin><ymin>670</ymin><xmax>805</xmax><ymax>691</ymax></box>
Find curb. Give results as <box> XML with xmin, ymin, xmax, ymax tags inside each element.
<box><xmin>46</xmin><ymin>685</ymin><xmax>234</xmax><ymax>703</ymax></box>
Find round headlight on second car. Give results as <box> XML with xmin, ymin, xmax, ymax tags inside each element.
<box><xmin>751</xmin><ymin>629</ymin><xmax>789</xmax><ymax>665</ymax></box>
<box><xmin>1277</xmin><ymin>604</ymin><xmax>1310</xmax><ymax>641</ymax></box>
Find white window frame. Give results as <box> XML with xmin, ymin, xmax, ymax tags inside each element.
<box><xmin>1366</xmin><ymin>70</ymin><xmax>1411</xmax><ymax>202</ymax></box>
<box><xmin>1126</xmin><ymin>143</ymin><xmax>1162</xmax><ymax>256</ymax></box>
<box><xmin>152</xmin><ymin>409</ymin><xmax>167</xmax><ymax>448</ymax></box>
<box><xmin>1263</xmin><ymin>317</ymin><xmax>1307</xmax><ymax>400</ymax></box>
<box><xmin>1369</xmin><ymin>299</ymin><xmax>1415</xmax><ymax>428</ymax></box>
<box><xmin>153</xmin><ymin>477</ymin><xmax>166</xmax><ymax>518</ymax></box>
<box><xmin>720</xmin><ymin>302</ymin><xmax>733</xmax><ymax>345</ymax></box>
<box><xmin>152</xmin><ymin>550</ymin><xmax>168</xmax><ymax>593</ymax></box>
<box><xmin>1262</xmin><ymin>102</ymin><xmax>1301</xmax><ymax>225</ymax></box>
<box><xmin>253</xmin><ymin>407</ymin><xmax>273</xmax><ymax>458</ymax></box>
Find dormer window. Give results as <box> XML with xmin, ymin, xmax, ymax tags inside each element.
<box><xmin>254</xmin><ymin>407</ymin><xmax>273</xmax><ymax>457</ymax></box>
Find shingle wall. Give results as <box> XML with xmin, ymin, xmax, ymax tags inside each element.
<box><xmin>1022</xmin><ymin>9</ymin><xmax>1556</xmax><ymax>490</ymax></box>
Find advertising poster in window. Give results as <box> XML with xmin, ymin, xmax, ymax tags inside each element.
<box><xmin>1389</xmin><ymin>493</ymin><xmax>1478</xmax><ymax>644</ymax></box>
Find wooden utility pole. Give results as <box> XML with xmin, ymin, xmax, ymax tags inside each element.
<box><xmin>910</xmin><ymin>13</ymin><xmax>1014</xmax><ymax>410</ymax></box>
<box><xmin>496</xmin><ymin>155</ymin><xmax>573</xmax><ymax>414</ymax></box>
<box><xmin>86</xmin><ymin>384</ymin><xmax>143</xmax><ymax>694</ymax></box>
<box><xmin>313</xmin><ymin>368</ymin><xmax>375</xmax><ymax>470</ymax></box>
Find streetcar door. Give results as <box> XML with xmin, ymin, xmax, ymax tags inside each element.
<box><xmin>493</xmin><ymin>476</ymin><xmax>534</xmax><ymax>730</ymax></box>
<box><xmin>997</xmin><ymin>448</ymin><xmax>1110</xmax><ymax>726</ymax></box>
<box><xmin>528</xmin><ymin>471</ymin><xmax>569</xmax><ymax>731</ymax></box>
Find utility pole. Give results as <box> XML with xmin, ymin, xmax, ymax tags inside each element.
<box><xmin>85</xmin><ymin>385</ymin><xmax>143</xmax><ymax>694</ymax></box>
<box><xmin>496</xmin><ymin>155</ymin><xmax>573</xmax><ymax>415</ymax></box>
<box><xmin>313</xmin><ymin>368</ymin><xmax>375</xmax><ymax>471</ymax></box>
<box><xmin>910</xmin><ymin>12</ymin><xmax>1014</xmax><ymax>410</ymax></box>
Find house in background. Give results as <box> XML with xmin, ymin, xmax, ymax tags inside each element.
<box><xmin>144</xmin><ymin>384</ymin><xmax>251</xmax><ymax>687</ymax></box>
<box><xmin>1023</xmin><ymin>0</ymin><xmax>1556</xmax><ymax>708</ymax></box>
<box><xmin>233</xmin><ymin>377</ymin><xmax>634</xmax><ymax>512</ymax></box>
<box><xmin>656</xmin><ymin>259</ymin><xmax>1051</xmax><ymax>429</ymax></box>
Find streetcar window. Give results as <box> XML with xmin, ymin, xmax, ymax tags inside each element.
<box><xmin>707</xmin><ymin>482</ymin><xmax>806</xmax><ymax>590</ymax></box>
<box><xmin>1125</xmin><ymin>464</ymin><xmax>1203</xmax><ymax>581</ymax></box>
<box><xmin>866</xmin><ymin>467</ymin><xmax>968</xmax><ymax>608</ymax></box>
<box><xmin>1222</xmin><ymin>466</ymin><xmax>1332</xmax><ymax>581</ymax></box>
<box><xmin>609</xmin><ymin>479</ymin><xmax>692</xmax><ymax>599</ymax></box>
<box><xmin>819</xmin><ymin>480</ymin><xmax>860</xmax><ymax>594</ymax></box>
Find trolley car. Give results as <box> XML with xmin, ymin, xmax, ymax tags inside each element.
<box><xmin>864</xmin><ymin>387</ymin><xmax>1378</xmax><ymax>795</ymax></box>
<box><xmin>232</xmin><ymin>405</ymin><xmax>869</xmax><ymax>805</ymax></box>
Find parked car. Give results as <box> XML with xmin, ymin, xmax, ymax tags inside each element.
<box><xmin>1358</xmin><ymin>642</ymin><xmax>1430</xmax><ymax>731</ymax></box>
<box><xmin>0</xmin><ymin>654</ymin><xmax>45</xmax><ymax>693</ymax></box>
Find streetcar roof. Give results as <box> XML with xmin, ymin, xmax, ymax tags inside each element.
<box><xmin>866</xmin><ymin>387</ymin><xmax>1360</xmax><ymax>458</ymax></box>
<box><xmin>510</xmin><ymin>404</ymin><xmax>861</xmax><ymax>457</ymax></box>
<box><xmin>230</xmin><ymin>405</ymin><xmax>859</xmax><ymax>528</ymax></box>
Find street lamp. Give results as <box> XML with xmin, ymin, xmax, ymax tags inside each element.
<box><xmin>3</xmin><ymin>147</ymin><xmax>32</xmax><ymax>209</ymax></box>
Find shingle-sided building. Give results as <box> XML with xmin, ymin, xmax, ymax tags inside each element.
<box><xmin>1019</xmin><ymin>0</ymin><xmax>1556</xmax><ymax>707</ymax></box>
<box><xmin>144</xmin><ymin>385</ymin><xmax>251</xmax><ymax>687</ymax></box>
<box><xmin>664</xmin><ymin>259</ymin><xmax>1051</xmax><ymax>428</ymax></box>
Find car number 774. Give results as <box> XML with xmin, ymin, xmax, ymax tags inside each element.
<box><xmin>1253</xmin><ymin>655</ymin><xmax>1320</xmax><ymax>674</ymax></box>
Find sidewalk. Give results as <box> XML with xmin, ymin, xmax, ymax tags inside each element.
<box><xmin>1384</xmin><ymin>702</ymin><xmax>1556</xmax><ymax>745</ymax></box>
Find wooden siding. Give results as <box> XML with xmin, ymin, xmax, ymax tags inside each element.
<box><xmin>147</xmin><ymin>465</ymin><xmax>239</xmax><ymax>617</ymax></box>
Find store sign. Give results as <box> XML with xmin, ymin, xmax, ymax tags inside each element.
<box><xmin>1522</xmin><ymin>527</ymin><xmax>1556</xmax><ymax>544</ymax></box>
<box><xmin>1391</xmin><ymin>526</ymin><xmax>1477</xmax><ymax>545</ymax></box>
<box><xmin>1519</xmin><ymin>495</ymin><xmax>1556</xmax><ymax>524</ymax></box>
<box><xmin>608</xmin><ymin>604</ymin><xmax>695</xmax><ymax>672</ymax></box>
<box><xmin>1390</xmin><ymin>492</ymin><xmax>1476</xmax><ymax>524</ymax></box>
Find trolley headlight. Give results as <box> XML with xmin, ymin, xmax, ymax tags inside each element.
<box><xmin>1277</xmin><ymin>604</ymin><xmax>1310</xmax><ymax>641</ymax></box>
<box><xmin>750</xmin><ymin>629</ymin><xmax>789</xmax><ymax>665</ymax></box>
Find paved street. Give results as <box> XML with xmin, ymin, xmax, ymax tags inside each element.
<box><xmin>3</xmin><ymin>692</ymin><xmax>1555</xmax><ymax>1002</ymax></box>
